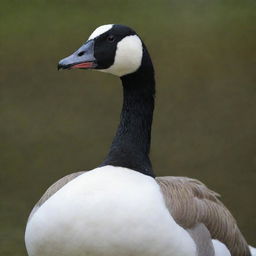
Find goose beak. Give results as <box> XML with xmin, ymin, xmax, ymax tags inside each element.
<box><xmin>58</xmin><ymin>39</ymin><xmax>97</xmax><ymax>70</ymax></box>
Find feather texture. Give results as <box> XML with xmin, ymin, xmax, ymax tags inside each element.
<box><xmin>156</xmin><ymin>176</ymin><xmax>251</xmax><ymax>256</ymax></box>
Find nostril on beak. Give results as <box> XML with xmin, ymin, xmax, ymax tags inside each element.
<box><xmin>78</xmin><ymin>51</ymin><xmax>85</xmax><ymax>57</ymax></box>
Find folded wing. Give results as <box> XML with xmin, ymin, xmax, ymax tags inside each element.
<box><xmin>156</xmin><ymin>176</ymin><xmax>251</xmax><ymax>256</ymax></box>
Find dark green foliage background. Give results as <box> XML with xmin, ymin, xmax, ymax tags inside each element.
<box><xmin>1</xmin><ymin>0</ymin><xmax>255</xmax><ymax>254</ymax></box>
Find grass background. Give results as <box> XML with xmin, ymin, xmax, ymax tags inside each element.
<box><xmin>1</xmin><ymin>0</ymin><xmax>256</xmax><ymax>254</ymax></box>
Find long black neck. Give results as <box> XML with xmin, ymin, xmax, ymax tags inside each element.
<box><xmin>101</xmin><ymin>47</ymin><xmax>155</xmax><ymax>177</ymax></box>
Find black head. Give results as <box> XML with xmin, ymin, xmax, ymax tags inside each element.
<box><xmin>58</xmin><ymin>24</ymin><xmax>144</xmax><ymax>77</ymax></box>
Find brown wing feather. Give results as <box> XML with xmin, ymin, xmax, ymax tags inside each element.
<box><xmin>156</xmin><ymin>176</ymin><xmax>251</xmax><ymax>256</ymax></box>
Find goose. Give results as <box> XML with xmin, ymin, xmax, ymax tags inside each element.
<box><xmin>25</xmin><ymin>24</ymin><xmax>254</xmax><ymax>256</ymax></box>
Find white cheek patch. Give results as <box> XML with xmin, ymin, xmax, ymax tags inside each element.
<box><xmin>101</xmin><ymin>35</ymin><xmax>143</xmax><ymax>77</ymax></box>
<box><xmin>88</xmin><ymin>24</ymin><xmax>113</xmax><ymax>40</ymax></box>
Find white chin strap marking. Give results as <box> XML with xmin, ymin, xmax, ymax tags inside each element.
<box><xmin>88</xmin><ymin>24</ymin><xmax>113</xmax><ymax>40</ymax></box>
<box><xmin>101</xmin><ymin>35</ymin><xmax>143</xmax><ymax>77</ymax></box>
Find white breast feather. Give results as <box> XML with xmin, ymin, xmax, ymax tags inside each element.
<box><xmin>212</xmin><ymin>239</ymin><xmax>231</xmax><ymax>256</ymax></box>
<box><xmin>25</xmin><ymin>166</ymin><xmax>196</xmax><ymax>256</ymax></box>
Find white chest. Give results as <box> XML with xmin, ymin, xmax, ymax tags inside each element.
<box><xmin>25</xmin><ymin>166</ymin><xmax>196</xmax><ymax>256</ymax></box>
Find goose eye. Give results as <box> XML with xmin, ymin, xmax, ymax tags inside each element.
<box><xmin>107</xmin><ymin>35</ymin><xmax>115</xmax><ymax>42</ymax></box>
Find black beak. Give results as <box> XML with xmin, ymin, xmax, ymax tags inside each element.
<box><xmin>58</xmin><ymin>39</ymin><xmax>97</xmax><ymax>70</ymax></box>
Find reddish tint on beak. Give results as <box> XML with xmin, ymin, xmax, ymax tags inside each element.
<box><xmin>70</xmin><ymin>62</ymin><xmax>95</xmax><ymax>69</ymax></box>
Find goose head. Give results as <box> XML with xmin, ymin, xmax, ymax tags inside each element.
<box><xmin>58</xmin><ymin>24</ymin><xmax>144</xmax><ymax>77</ymax></box>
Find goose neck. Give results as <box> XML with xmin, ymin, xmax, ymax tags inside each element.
<box><xmin>102</xmin><ymin>51</ymin><xmax>155</xmax><ymax>177</ymax></box>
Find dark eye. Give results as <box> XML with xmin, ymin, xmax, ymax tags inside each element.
<box><xmin>107</xmin><ymin>35</ymin><xmax>115</xmax><ymax>42</ymax></box>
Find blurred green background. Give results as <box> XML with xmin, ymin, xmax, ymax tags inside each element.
<box><xmin>1</xmin><ymin>0</ymin><xmax>256</xmax><ymax>254</ymax></box>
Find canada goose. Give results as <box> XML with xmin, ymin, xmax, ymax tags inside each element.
<box><xmin>25</xmin><ymin>24</ymin><xmax>254</xmax><ymax>256</ymax></box>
